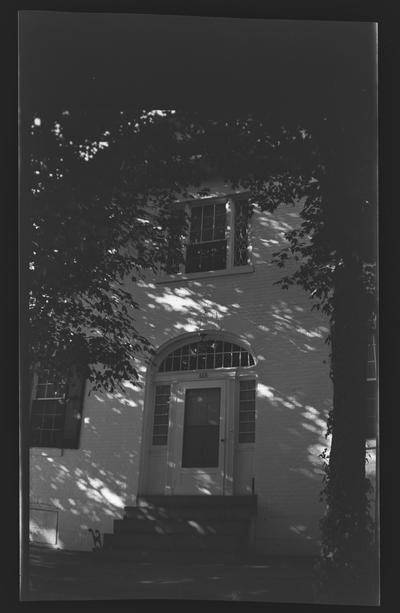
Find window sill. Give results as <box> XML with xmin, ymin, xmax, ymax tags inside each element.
<box><xmin>30</xmin><ymin>448</ymin><xmax>64</xmax><ymax>457</ymax></box>
<box><xmin>155</xmin><ymin>264</ymin><xmax>255</xmax><ymax>284</ymax></box>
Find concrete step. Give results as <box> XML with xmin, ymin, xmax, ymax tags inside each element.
<box><xmin>103</xmin><ymin>532</ymin><xmax>247</xmax><ymax>552</ymax></box>
<box><xmin>136</xmin><ymin>495</ymin><xmax>257</xmax><ymax>509</ymax></box>
<box><xmin>124</xmin><ymin>505</ymin><xmax>255</xmax><ymax>521</ymax></box>
<box><xmin>113</xmin><ymin>517</ymin><xmax>249</xmax><ymax>536</ymax></box>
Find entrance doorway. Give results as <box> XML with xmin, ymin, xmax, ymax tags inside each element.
<box><xmin>172</xmin><ymin>380</ymin><xmax>227</xmax><ymax>495</ymax></box>
<box><xmin>139</xmin><ymin>332</ymin><xmax>257</xmax><ymax>497</ymax></box>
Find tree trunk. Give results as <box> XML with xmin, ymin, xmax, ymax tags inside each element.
<box><xmin>320</xmin><ymin>256</ymin><xmax>376</xmax><ymax>604</ymax></box>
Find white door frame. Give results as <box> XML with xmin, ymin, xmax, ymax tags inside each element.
<box><xmin>165</xmin><ymin>378</ymin><xmax>227</xmax><ymax>495</ymax></box>
<box><xmin>138</xmin><ymin>365</ymin><xmax>256</xmax><ymax>497</ymax></box>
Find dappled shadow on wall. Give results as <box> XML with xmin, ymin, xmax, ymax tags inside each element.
<box><xmin>30</xmin><ymin>385</ymin><xmax>144</xmax><ymax>545</ymax></box>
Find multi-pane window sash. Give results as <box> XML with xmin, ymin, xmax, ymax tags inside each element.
<box><xmin>186</xmin><ymin>202</ymin><xmax>227</xmax><ymax>273</ymax></box>
<box><xmin>30</xmin><ymin>367</ymin><xmax>86</xmax><ymax>449</ymax></box>
<box><xmin>238</xmin><ymin>379</ymin><xmax>256</xmax><ymax>443</ymax></box>
<box><xmin>152</xmin><ymin>385</ymin><xmax>171</xmax><ymax>446</ymax></box>
<box><xmin>30</xmin><ymin>371</ymin><xmax>67</xmax><ymax>447</ymax></box>
<box><xmin>158</xmin><ymin>340</ymin><xmax>255</xmax><ymax>373</ymax></box>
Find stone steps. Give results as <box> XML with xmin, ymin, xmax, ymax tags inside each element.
<box><xmin>103</xmin><ymin>495</ymin><xmax>257</xmax><ymax>562</ymax></box>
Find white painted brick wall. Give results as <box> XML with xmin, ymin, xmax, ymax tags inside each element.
<box><xmin>30</xmin><ymin>197</ymin><xmax>336</xmax><ymax>554</ymax></box>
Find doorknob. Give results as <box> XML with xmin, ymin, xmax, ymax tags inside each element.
<box><xmin>220</xmin><ymin>438</ymin><xmax>225</xmax><ymax>442</ymax></box>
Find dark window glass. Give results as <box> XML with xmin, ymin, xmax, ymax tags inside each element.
<box><xmin>186</xmin><ymin>202</ymin><xmax>227</xmax><ymax>273</ymax></box>
<box><xmin>30</xmin><ymin>368</ymin><xmax>85</xmax><ymax>449</ymax></box>
<box><xmin>182</xmin><ymin>388</ymin><xmax>221</xmax><ymax>467</ymax></box>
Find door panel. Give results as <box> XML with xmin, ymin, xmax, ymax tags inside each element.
<box><xmin>182</xmin><ymin>388</ymin><xmax>221</xmax><ymax>468</ymax></box>
<box><xmin>172</xmin><ymin>381</ymin><xmax>226</xmax><ymax>495</ymax></box>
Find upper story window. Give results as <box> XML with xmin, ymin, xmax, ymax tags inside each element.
<box><xmin>186</xmin><ymin>202</ymin><xmax>227</xmax><ymax>273</ymax></box>
<box><xmin>30</xmin><ymin>366</ymin><xmax>86</xmax><ymax>449</ymax></box>
<box><xmin>165</xmin><ymin>195</ymin><xmax>251</xmax><ymax>278</ymax></box>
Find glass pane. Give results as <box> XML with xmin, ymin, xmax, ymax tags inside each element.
<box><xmin>206</xmin><ymin>341</ymin><xmax>215</xmax><ymax>354</ymax></box>
<box><xmin>190</xmin><ymin>207</ymin><xmax>202</xmax><ymax>242</ymax></box>
<box><xmin>206</xmin><ymin>354</ymin><xmax>214</xmax><ymax>369</ymax></box>
<box><xmin>153</xmin><ymin>425</ymin><xmax>168</xmax><ymax>436</ymax></box>
<box><xmin>239</xmin><ymin>422</ymin><xmax>255</xmax><ymax>433</ymax></box>
<box><xmin>240</xmin><ymin>352</ymin><xmax>249</xmax><ymax>367</ymax></box>
<box><xmin>232</xmin><ymin>352</ymin><xmax>240</xmax><ymax>367</ymax></box>
<box><xmin>239</xmin><ymin>432</ymin><xmax>255</xmax><ymax>443</ymax></box>
<box><xmin>153</xmin><ymin>415</ymin><xmax>169</xmax><ymax>425</ymax></box>
<box><xmin>156</xmin><ymin>385</ymin><xmax>170</xmax><ymax>396</ymax></box>
<box><xmin>223</xmin><ymin>352</ymin><xmax>232</xmax><ymax>368</ymax></box>
<box><xmin>198</xmin><ymin>354</ymin><xmax>206</xmax><ymax>369</ymax></box>
<box><xmin>35</xmin><ymin>384</ymin><xmax>47</xmax><ymax>399</ymax></box>
<box><xmin>184</xmin><ymin>388</ymin><xmax>220</xmax><ymax>426</ymax></box>
<box><xmin>240</xmin><ymin>379</ymin><xmax>255</xmax><ymax>390</ymax></box>
<box><xmin>215</xmin><ymin>353</ymin><xmax>223</xmax><ymax>368</ymax></box>
<box><xmin>182</xmin><ymin>388</ymin><xmax>220</xmax><ymax>467</ymax></box>
<box><xmin>240</xmin><ymin>390</ymin><xmax>256</xmax><ymax>402</ymax></box>
<box><xmin>214</xmin><ymin>205</ymin><xmax>226</xmax><ymax>240</ymax></box>
<box><xmin>154</xmin><ymin>404</ymin><xmax>169</xmax><ymax>416</ymax></box>
<box><xmin>182</xmin><ymin>426</ymin><xmax>219</xmax><ymax>467</ymax></box>
<box><xmin>215</xmin><ymin>341</ymin><xmax>223</xmax><ymax>353</ymax></box>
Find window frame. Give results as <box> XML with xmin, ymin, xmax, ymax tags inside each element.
<box><xmin>156</xmin><ymin>193</ymin><xmax>254</xmax><ymax>283</ymax></box>
<box><xmin>365</xmin><ymin>334</ymin><xmax>378</xmax><ymax>441</ymax></box>
<box><xmin>29</xmin><ymin>367</ymin><xmax>86</xmax><ymax>450</ymax></box>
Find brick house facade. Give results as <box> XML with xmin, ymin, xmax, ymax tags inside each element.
<box><xmin>29</xmin><ymin>182</ymin><xmax>375</xmax><ymax>555</ymax></box>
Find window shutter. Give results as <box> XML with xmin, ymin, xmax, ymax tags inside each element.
<box><xmin>62</xmin><ymin>366</ymin><xmax>86</xmax><ymax>449</ymax></box>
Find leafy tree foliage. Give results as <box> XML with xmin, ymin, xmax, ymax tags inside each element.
<box><xmin>25</xmin><ymin>109</ymin><xmax>211</xmax><ymax>390</ymax></box>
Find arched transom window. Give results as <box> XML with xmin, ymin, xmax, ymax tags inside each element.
<box><xmin>158</xmin><ymin>339</ymin><xmax>255</xmax><ymax>373</ymax></box>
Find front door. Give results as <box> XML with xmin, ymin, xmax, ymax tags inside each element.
<box><xmin>171</xmin><ymin>380</ymin><xmax>226</xmax><ymax>495</ymax></box>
